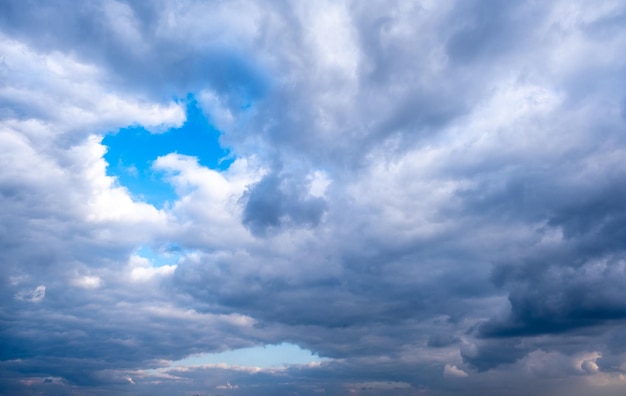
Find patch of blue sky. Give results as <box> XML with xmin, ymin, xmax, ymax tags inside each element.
<box><xmin>102</xmin><ymin>95</ymin><xmax>234</xmax><ymax>208</ymax></box>
<box><xmin>136</xmin><ymin>244</ymin><xmax>184</xmax><ymax>268</ymax></box>
<box><xmin>172</xmin><ymin>343</ymin><xmax>326</xmax><ymax>369</ymax></box>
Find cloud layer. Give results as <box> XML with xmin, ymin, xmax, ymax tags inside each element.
<box><xmin>2</xmin><ymin>0</ymin><xmax>626</xmax><ymax>395</ymax></box>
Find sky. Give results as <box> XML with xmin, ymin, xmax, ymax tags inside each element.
<box><xmin>1</xmin><ymin>1</ymin><xmax>626</xmax><ymax>395</ymax></box>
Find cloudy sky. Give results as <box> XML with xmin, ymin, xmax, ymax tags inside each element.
<box><xmin>2</xmin><ymin>1</ymin><xmax>626</xmax><ymax>395</ymax></box>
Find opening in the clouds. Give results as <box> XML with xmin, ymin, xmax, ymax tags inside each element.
<box><xmin>136</xmin><ymin>245</ymin><xmax>183</xmax><ymax>267</ymax></box>
<box><xmin>103</xmin><ymin>95</ymin><xmax>234</xmax><ymax>208</ymax></box>
<box><xmin>172</xmin><ymin>343</ymin><xmax>326</xmax><ymax>368</ymax></box>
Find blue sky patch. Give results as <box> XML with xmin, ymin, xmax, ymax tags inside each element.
<box><xmin>172</xmin><ymin>343</ymin><xmax>325</xmax><ymax>368</ymax></box>
<box><xmin>136</xmin><ymin>244</ymin><xmax>184</xmax><ymax>268</ymax></box>
<box><xmin>103</xmin><ymin>95</ymin><xmax>234</xmax><ymax>208</ymax></box>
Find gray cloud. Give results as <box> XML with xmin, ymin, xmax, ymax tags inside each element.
<box><xmin>241</xmin><ymin>172</ymin><xmax>327</xmax><ymax>236</ymax></box>
<box><xmin>3</xmin><ymin>0</ymin><xmax>626</xmax><ymax>395</ymax></box>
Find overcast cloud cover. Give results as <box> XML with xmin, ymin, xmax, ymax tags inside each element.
<box><xmin>2</xmin><ymin>0</ymin><xmax>626</xmax><ymax>395</ymax></box>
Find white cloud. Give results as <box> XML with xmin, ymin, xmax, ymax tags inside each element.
<box><xmin>296</xmin><ymin>1</ymin><xmax>360</xmax><ymax>78</ymax></box>
<box><xmin>197</xmin><ymin>90</ymin><xmax>235</xmax><ymax>132</ymax></box>
<box><xmin>0</xmin><ymin>34</ymin><xmax>185</xmax><ymax>133</ymax></box>
<box><xmin>102</xmin><ymin>0</ymin><xmax>146</xmax><ymax>53</ymax></box>
<box><xmin>77</xmin><ymin>136</ymin><xmax>167</xmax><ymax>226</ymax></box>
<box><xmin>129</xmin><ymin>263</ymin><xmax>177</xmax><ymax>283</ymax></box>
<box><xmin>216</xmin><ymin>381</ymin><xmax>239</xmax><ymax>389</ymax></box>
<box><xmin>15</xmin><ymin>285</ymin><xmax>46</xmax><ymax>303</ymax></box>
<box><xmin>153</xmin><ymin>154</ymin><xmax>262</xmax><ymax>247</ymax></box>
<box><xmin>308</xmin><ymin>170</ymin><xmax>331</xmax><ymax>198</ymax></box>
<box><xmin>576</xmin><ymin>352</ymin><xmax>602</xmax><ymax>374</ymax></box>
<box><xmin>444</xmin><ymin>363</ymin><xmax>469</xmax><ymax>378</ymax></box>
<box><xmin>127</xmin><ymin>254</ymin><xmax>176</xmax><ymax>283</ymax></box>
<box><xmin>154</xmin><ymin>0</ymin><xmax>263</xmax><ymax>48</ymax></box>
<box><xmin>72</xmin><ymin>274</ymin><xmax>103</xmax><ymax>289</ymax></box>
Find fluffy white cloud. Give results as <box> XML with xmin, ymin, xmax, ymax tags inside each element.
<box><xmin>444</xmin><ymin>364</ymin><xmax>469</xmax><ymax>378</ymax></box>
<box><xmin>71</xmin><ymin>274</ymin><xmax>103</xmax><ymax>289</ymax></box>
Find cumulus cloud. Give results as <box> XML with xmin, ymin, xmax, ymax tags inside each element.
<box><xmin>444</xmin><ymin>364</ymin><xmax>469</xmax><ymax>378</ymax></box>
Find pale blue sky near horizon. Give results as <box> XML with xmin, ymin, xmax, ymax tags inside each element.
<box><xmin>172</xmin><ymin>343</ymin><xmax>325</xmax><ymax>369</ymax></box>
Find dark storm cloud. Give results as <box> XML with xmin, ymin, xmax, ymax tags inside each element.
<box><xmin>461</xmin><ymin>338</ymin><xmax>531</xmax><ymax>372</ymax></box>
<box><xmin>459</xmin><ymin>148</ymin><xmax>626</xmax><ymax>334</ymax></box>
<box><xmin>427</xmin><ymin>333</ymin><xmax>461</xmax><ymax>348</ymax></box>
<box><xmin>479</xmin><ymin>209</ymin><xmax>626</xmax><ymax>339</ymax></box>
<box><xmin>169</xmin><ymin>218</ymin><xmax>500</xmax><ymax>362</ymax></box>
<box><xmin>241</xmin><ymin>172</ymin><xmax>327</xmax><ymax>236</ymax></box>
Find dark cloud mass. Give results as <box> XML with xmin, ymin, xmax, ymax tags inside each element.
<box><xmin>2</xmin><ymin>0</ymin><xmax>626</xmax><ymax>395</ymax></box>
<box><xmin>242</xmin><ymin>172</ymin><xmax>327</xmax><ymax>236</ymax></box>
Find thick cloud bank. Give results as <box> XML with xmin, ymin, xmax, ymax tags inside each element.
<box><xmin>2</xmin><ymin>1</ymin><xmax>626</xmax><ymax>395</ymax></box>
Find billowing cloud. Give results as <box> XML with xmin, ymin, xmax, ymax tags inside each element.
<box><xmin>2</xmin><ymin>0</ymin><xmax>626</xmax><ymax>395</ymax></box>
<box><xmin>444</xmin><ymin>364</ymin><xmax>469</xmax><ymax>378</ymax></box>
